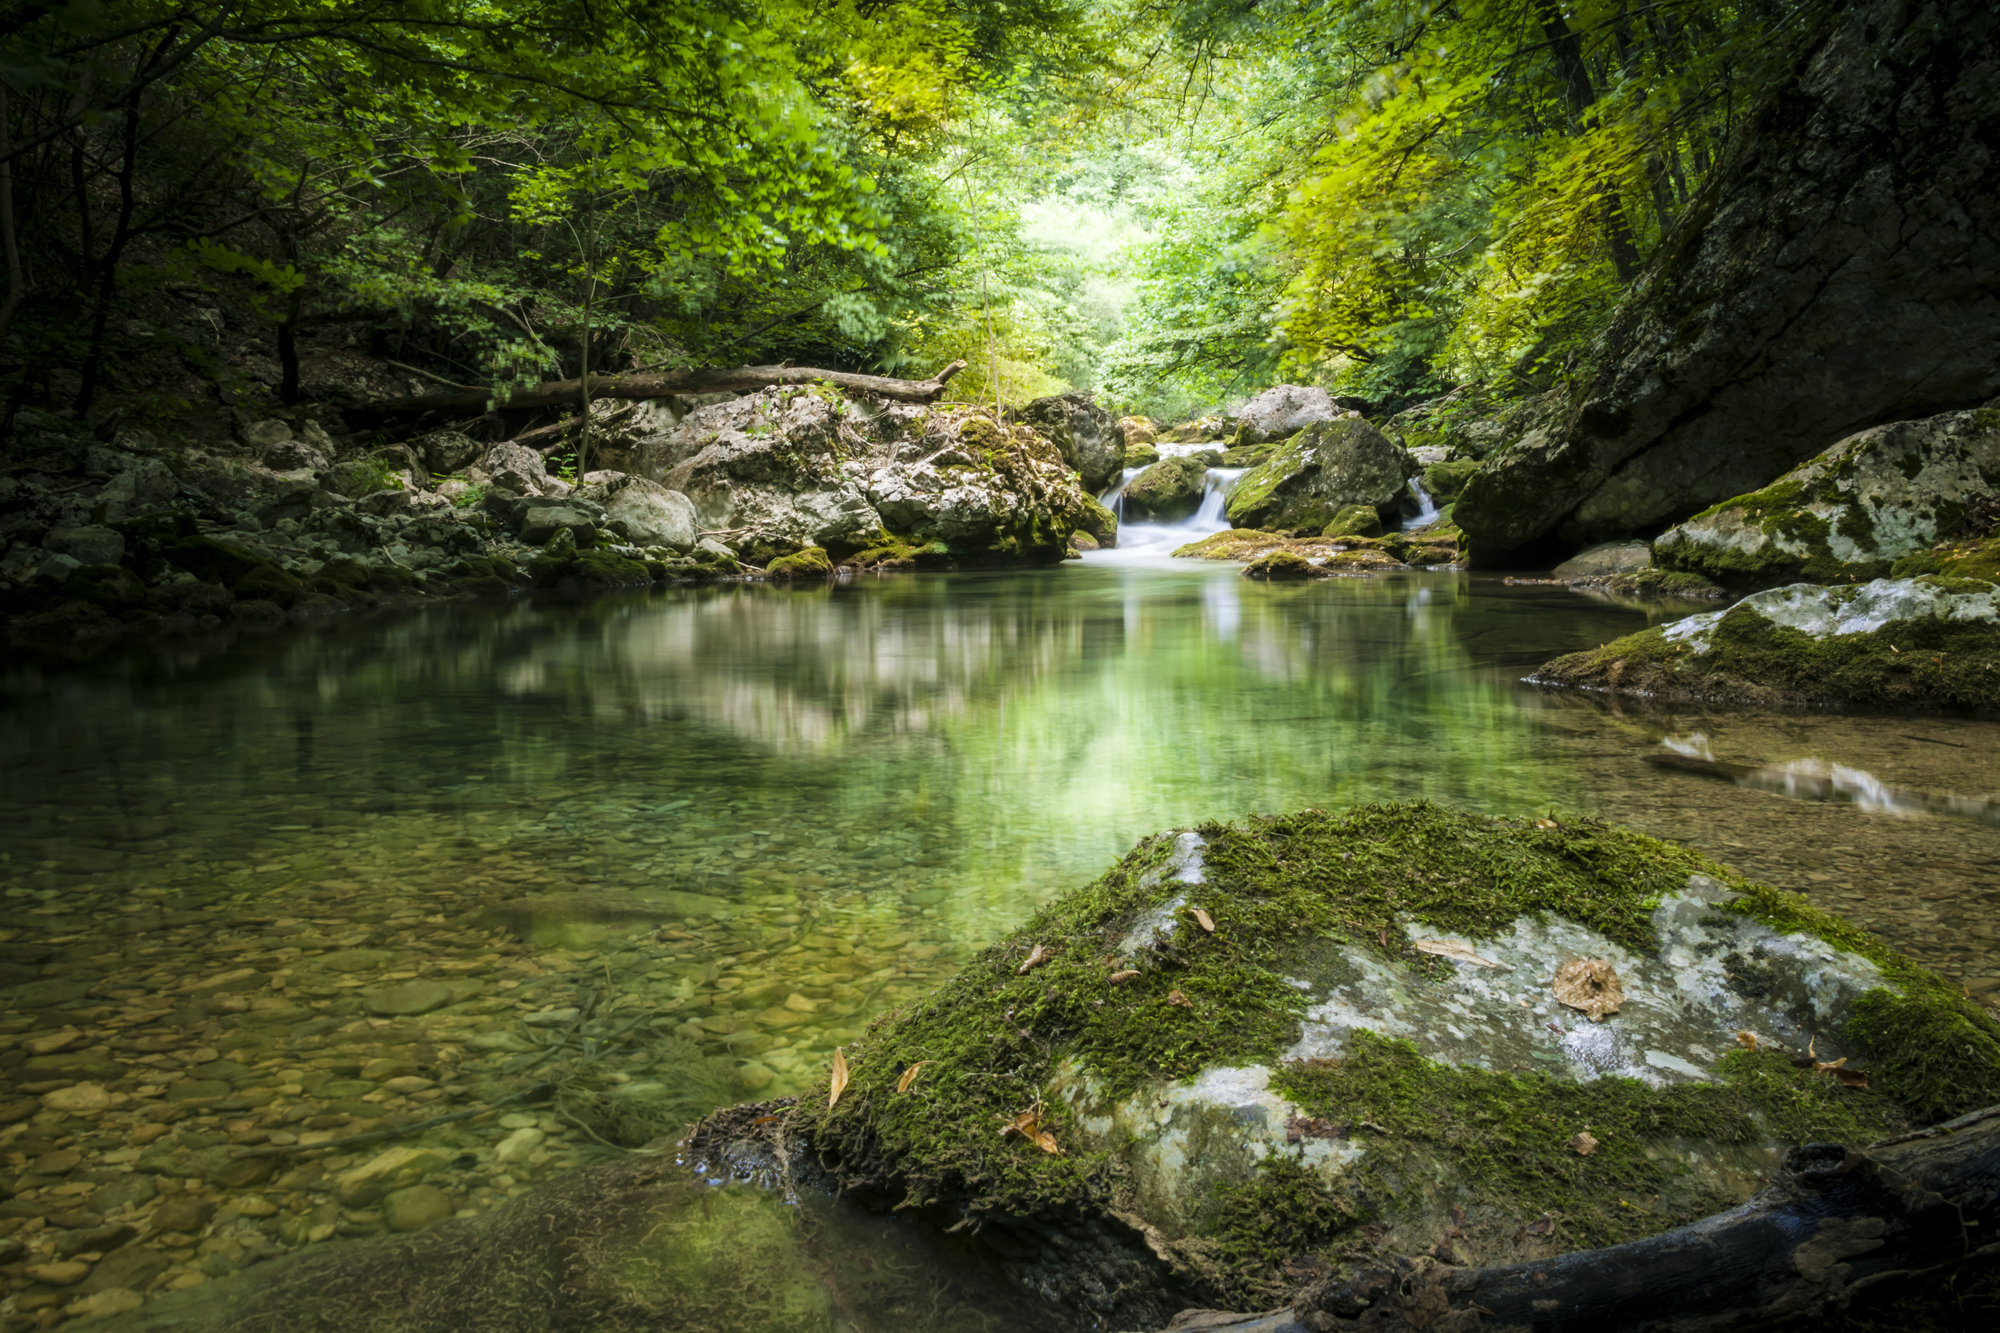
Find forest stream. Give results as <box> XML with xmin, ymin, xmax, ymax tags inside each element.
<box><xmin>3</xmin><ymin>550</ymin><xmax>1996</xmax><ymax>1331</ymax></box>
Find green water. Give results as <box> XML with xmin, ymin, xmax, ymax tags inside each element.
<box><xmin>3</xmin><ymin>558</ymin><xmax>1997</xmax><ymax>1330</ymax></box>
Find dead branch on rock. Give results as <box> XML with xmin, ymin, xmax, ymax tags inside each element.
<box><xmin>349</xmin><ymin>359</ymin><xmax>968</xmax><ymax>422</ymax></box>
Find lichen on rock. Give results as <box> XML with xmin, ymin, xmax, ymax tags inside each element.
<box><xmin>784</xmin><ymin>803</ymin><xmax>1997</xmax><ymax>1312</ymax></box>
<box><xmin>1653</xmin><ymin>407</ymin><xmax>2000</xmax><ymax>589</ymax></box>
<box><xmin>1530</xmin><ymin>576</ymin><xmax>2000</xmax><ymax>710</ymax></box>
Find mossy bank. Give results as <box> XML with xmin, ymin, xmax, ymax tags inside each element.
<box><xmin>1531</xmin><ymin>575</ymin><xmax>2000</xmax><ymax>711</ymax></box>
<box><xmin>780</xmin><ymin>803</ymin><xmax>2000</xmax><ymax>1317</ymax></box>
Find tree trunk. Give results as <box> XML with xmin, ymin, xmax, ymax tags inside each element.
<box><xmin>1213</xmin><ymin>1105</ymin><xmax>2000</xmax><ymax>1332</ymax></box>
<box><xmin>346</xmin><ymin>358</ymin><xmax>969</xmax><ymax>423</ymax></box>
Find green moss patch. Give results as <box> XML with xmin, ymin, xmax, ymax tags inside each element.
<box><xmin>1567</xmin><ymin>568</ymin><xmax>1730</xmax><ymax>599</ymax></box>
<box><xmin>787</xmin><ymin>802</ymin><xmax>1998</xmax><ymax>1305</ymax></box>
<box><xmin>1892</xmin><ymin>533</ymin><xmax>2000</xmax><ymax>583</ymax></box>
<box><xmin>1531</xmin><ymin>595</ymin><xmax>2000</xmax><ymax>711</ymax></box>
<box><xmin>765</xmin><ymin>547</ymin><xmax>835</xmax><ymax>581</ymax></box>
<box><xmin>1322</xmin><ymin>505</ymin><xmax>1383</xmax><ymax>538</ymax></box>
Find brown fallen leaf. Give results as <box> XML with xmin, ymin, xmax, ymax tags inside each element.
<box><xmin>1735</xmin><ymin>1030</ymin><xmax>1758</xmax><ymax>1052</ymax></box>
<box><xmin>1017</xmin><ymin>943</ymin><xmax>1053</xmax><ymax>975</ymax></box>
<box><xmin>750</xmin><ymin>1115</ymin><xmax>781</xmax><ymax>1126</ymax></box>
<box><xmin>828</xmin><ymin>1047</ymin><xmax>850</xmax><ymax>1109</ymax></box>
<box><xmin>1000</xmin><ymin>1110</ymin><xmax>1064</xmax><ymax>1155</ymax></box>
<box><xmin>1524</xmin><ymin>1215</ymin><xmax>1556</xmax><ymax>1237</ymax></box>
<box><xmin>895</xmin><ymin>1061</ymin><xmax>935</xmax><ymax>1094</ymax></box>
<box><xmin>1414</xmin><ymin>938</ymin><xmax>1510</xmax><ymax>969</ymax></box>
<box><xmin>1827</xmin><ymin>1067</ymin><xmax>1870</xmax><ymax>1089</ymax></box>
<box><xmin>1552</xmin><ymin>959</ymin><xmax>1624</xmax><ymax>1021</ymax></box>
<box><xmin>1191</xmin><ymin>907</ymin><xmax>1216</xmax><ymax>933</ymax></box>
<box><xmin>1108</xmin><ymin>969</ymin><xmax>1139</xmax><ymax>985</ymax></box>
<box><xmin>1166</xmin><ymin>989</ymin><xmax>1193</xmax><ymax>1008</ymax></box>
<box><xmin>1534</xmin><ymin>818</ymin><xmax>1559</xmax><ymax>830</ymax></box>
<box><xmin>1570</xmin><ymin>1131</ymin><xmax>1599</xmax><ymax>1156</ymax></box>
<box><xmin>1285</xmin><ymin>1115</ymin><xmax>1343</xmax><ymax>1143</ymax></box>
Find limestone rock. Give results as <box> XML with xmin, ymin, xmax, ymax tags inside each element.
<box><xmin>43</xmin><ymin>525</ymin><xmax>125</xmax><ymax>568</ymax></box>
<box><xmin>518</xmin><ymin>506</ymin><xmax>599</xmax><ymax>548</ymax></box>
<box><xmin>599</xmin><ymin>477</ymin><xmax>697</xmax><ymax>550</ymax></box>
<box><xmin>1016</xmin><ymin>392</ymin><xmax>1127</xmax><ymax>491</ymax></box>
<box><xmin>382</xmin><ymin>1184</ymin><xmax>454</xmax><ymax>1232</ymax></box>
<box><xmin>1531</xmin><ymin>576</ymin><xmax>2000</xmax><ymax>709</ymax></box>
<box><xmin>1224</xmin><ymin>419</ymin><xmax>1414</xmax><ymax>533</ymax></box>
<box><xmin>475</xmin><ymin>442</ymin><xmax>553</xmax><ymax>496</ymax></box>
<box><xmin>1454</xmin><ymin>0</ymin><xmax>2000</xmax><ymax>560</ymax></box>
<box><xmin>1224</xmin><ymin>385</ymin><xmax>1348</xmax><ymax>446</ymax></box>
<box><xmin>415</xmin><ymin>429</ymin><xmax>482</xmax><ymax>475</ymax></box>
<box><xmin>236</xmin><ymin>419</ymin><xmax>293</xmax><ymax>451</ymax></box>
<box><xmin>1554</xmin><ymin>541</ymin><xmax>1653</xmax><ymax>578</ymax></box>
<box><xmin>1653</xmin><ymin>407</ymin><xmax>2000</xmax><ymax>588</ymax></box>
<box><xmin>1120</xmin><ymin>455</ymin><xmax>1209</xmax><ymax>522</ymax></box>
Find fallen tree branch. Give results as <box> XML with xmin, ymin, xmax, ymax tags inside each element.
<box><xmin>1261</xmin><ymin>1101</ymin><xmax>2000</xmax><ymax>1331</ymax></box>
<box><xmin>349</xmin><ymin>359</ymin><xmax>969</xmax><ymax>421</ymax></box>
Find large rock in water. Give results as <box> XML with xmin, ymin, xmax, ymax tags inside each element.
<box><xmin>597</xmin><ymin>476</ymin><xmax>698</xmax><ymax>551</ymax></box>
<box><xmin>1530</xmin><ymin>576</ymin><xmax>2000</xmax><ymax>710</ymax></box>
<box><xmin>1453</xmin><ymin>0</ymin><xmax>2000</xmax><ymax>562</ymax></box>
<box><xmin>1225</xmin><ymin>385</ymin><xmax>1348</xmax><ymax>446</ymax></box>
<box><xmin>652</xmin><ymin>387</ymin><xmax>1095</xmax><ymax>565</ymax></box>
<box><xmin>1224</xmin><ymin>419</ymin><xmax>1413</xmax><ymax>533</ymax></box>
<box><xmin>1652</xmin><ymin>405</ymin><xmax>2000</xmax><ymax>588</ymax></box>
<box><xmin>790</xmin><ymin>804</ymin><xmax>2000</xmax><ymax>1322</ymax></box>
<box><xmin>1121</xmin><ymin>455</ymin><xmax>1210</xmax><ymax>522</ymax></box>
<box><xmin>1016</xmin><ymin>392</ymin><xmax>1126</xmax><ymax>492</ymax></box>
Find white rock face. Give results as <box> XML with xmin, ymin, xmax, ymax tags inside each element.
<box><xmin>1654</xmin><ymin>407</ymin><xmax>2000</xmax><ymax>584</ymax></box>
<box><xmin>1054</xmin><ymin>837</ymin><xmax>1894</xmax><ymax>1237</ymax></box>
<box><xmin>1227</xmin><ymin>385</ymin><xmax>1348</xmax><ymax>445</ymax></box>
<box><xmin>599</xmin><ymin>477</ymin><xmax>698</xmax><ymax>550</ymax></box>
<box><xmin>1662</xmin><ymin>578</ymin><xmax>2000</xmax><ymax>652</ymax></box>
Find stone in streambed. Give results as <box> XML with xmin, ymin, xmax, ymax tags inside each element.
<box><xmin>1224</xmin><ymin>419</ymin><xmax>1414</xmax><ymax>533</ymax></box>
<box><xmin>335</xmin><ymin>1147</ymin><xmax>448</xmax><ymax>1206</ymax></box>
<box><xmin>364</xmin><ymin>981</ymin><xmax>455</xmax><ymax>1015</ymax></box>
<box><xmin>382</xmin><ymin>1184</ymin><xmax>454</xmax><ymax>1232</ymax></box>
<box><xmin>1120</xmin><ymin>456</ymin><xmax>1210</xmax><ymax>522</ymax></box>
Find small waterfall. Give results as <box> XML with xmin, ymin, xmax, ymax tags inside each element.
<box><xmin>1089</xmin><ymin>458</ymin><xmax>1245</xmax><ymax>560</ymax></box>
<box><xmin>1404</xmin><ymin>477</ymin><xmax>1441</xmax><ymax>529</ymax></box>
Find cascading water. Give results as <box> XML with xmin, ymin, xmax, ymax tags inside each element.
<box><xmin>1403</xmin><ymin>477</ymin><xmax>1441</xmax><ymax>529</ymax></box>
<box><xmin>1089</xmin><ymin>447</ymin><xmax>1245</xmax><ymax>560</ymax></box>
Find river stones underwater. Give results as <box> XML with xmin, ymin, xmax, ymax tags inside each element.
<box><xmin>787</xmin><ymin>804</ymin><xmax>2000</xmax><ymax>1317</ymax></box>
<box><xmin>1530</xmin><ymin>576</ymin><xmax>2000</xmax><ymax>710</ymax></box>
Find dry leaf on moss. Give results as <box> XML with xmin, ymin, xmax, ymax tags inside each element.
<box><xmin>1735</xmin><ymin>1031</ymin><xmax>1758</xmax><ymax>1052</ymax></box>
<box><xmin>1552</xmin><ymin>959</ymin><xmax>1624</xmax><ymax>1021</ymax></box>
<box><xmin>828</xmin><ymin>1047</ymin><xmax>850</xmax><ymax>1108</ymax></box>
<box><xmin>1534</xmin><ymin>818</ymin><xmax>1559</xmax><ymax>829</ymax></box>
<box><xmin>1108</xmin><ymin>969</ymin><xmax>1139</xmax><ymax>985</ymax></box>
<box><xmin>895</xmin><ymin>1061</ymin><xmax>935</xmax><ymax>1094</ymax></box>
<box><xmin>1000</xmin><ymin>1110</ymin><xmax>1063</xmax><ymax>1155</ymax></box>
<box><xmin>1191</xmin><ymin>907</ymin><xmax>1215</xmax><ymax>933</ymax></box>
<box><xmin>1017</xmin><ymin>943</ymin><xmax>1053</xmax><ymax>975</ymax></box>
<box><xmin>1571</xmin><ymin>1131</ymin><xmax>1599</xmax><ymax>1156</ymax></box>
<box><xmin>1415</xmin><ymin>939</ymin><xmax>1509</xmax><ymax>969</ymax></box>
<box><xmin>1167</xmin><ymin>989</ymin><xmax>1193</xmax><ymax>1008</ymax></box>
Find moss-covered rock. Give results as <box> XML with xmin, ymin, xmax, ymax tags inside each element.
<box><xmin>1565</xmin><ymin>568</ymin><xmax>1731</xmax><ymax>600</ymax></box>
<box><xmin>1242</xmin><ymin>550</ymin><xmax>1317</xmax><ymax>580</ymax></box>
<box><xmin>1121</xmin><ymin>455</ymin><xmax>1210</xmax><ymax>522</ymax></box>
<box><xmin>787</xmin><ymin>803</ymin><xmax>1996</xmax><ymax>1310</ymax></box>
<box><xmin>1125</xmin><ymin>440</ymin><xmax>1160</xmax><ymax>468</ymax></box>
<box><xmin>1419</xmin><ymin>456</ymin><xmax>1482</xmax><ymax>499</ymax></box>
<box><xmin>1531</xmin><ymin>576</ymin><xmax>2000</xmax><ymax>709</ymax></box>
<box><xmin>1890</xmin><ymin>529</ymin><xmax>2000</xmax><ymax>583</ymax></box>
<box><xmin>1321</xmin><ymin>505</ymin><xmax>1382</xmax><ymax>538</ymax></box>
<box><xmin>765</xmin><ymin>546</ymin><xmax>835</xmax><ymax>581</ymax></box>
<box><xmin>1653</xmin><ymin>408</ymin><xmax>2000</xmax><ymax>589</ymax></box>
<box><xmin>1076</xmin><ymin>494</ymin><xmax>1118</xmax><ymax>549</ymax></box>
<box><xmin>1174</xmin><ymin>528</ymin><xmax>1426</xmax><ymax>572</ymax></box>
<box><xmin>1224</xmin><ymin>420</ymin><xmax>1414</xmax><ymax>534</ymax></box>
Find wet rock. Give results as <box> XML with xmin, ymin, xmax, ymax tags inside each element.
<box><xmin>66</xmin><ymin>1288</ymin><xmax>145</xmax><ymax>1319</ymax></box>
<box><xmin>1530</xmin><ymin>576</ymin><xmax>2000</xmax><ymax>710</ymax></box>
<box><xmin>43</xmin><ymin>525</ymin><xmax>125</xmax><ymax>567</ymax></box>
<box><xmin>76</xmin><ymin>1245</ymin><xmax>172</xmax><ymax>1295</ymax></box>
<box><xmin>1224</xmin><ymin>385</ymin><xmax>1351</xmax><ymax>446</ymax></box>
<box><xmin>1121</xmin><ymin>456</ymin><xmax>1210</xmax><ymax>522</ymax></box>
<box><xmin>599</xmin><ymin>476</ymin><xmax>697</xmax><ymax>550</ymax></box>
<box><xmin>765</xmin><ymin>546</ymin><xmax>835</xmax><ymax>581</ymax></box>
<box><xmin>24</xmin><ymin>1260</ymin><xmax>91</xmax><ymax>1285</ymax></box>
<box><xmin>1016</xmin><ymin>392</ymin><xmax>1127</xmax><ymax>492</ymax></box>
<box><xmin>479</xmin><ymin>891</ymin><xmax>744</xmax><ymax>949</ymax></box>
<box><xmin>1224</xmin><ymin>419</ymin><xmax>1414</xmax><ymax>534</ymax></box>
<box><xmin>795</xmin><ymin>805</ymin><xmax>1998</xmax><ymax>1308</ymax></box>
<box><xmin>1653</xmin><ymin>407</ymin><xmax>2000</xmax><ymax>589</ymax></box>
<box><xmin>517</xmin><ymin>506</ymin><xmax>599</xmax><ymax>548</ymax></box>
<box><xmin>334</xmin><ymin>1147</ymin><xmax>448</xmax><ymax>1206</ymax></box>
<box><xmin>494</xmin><ymin>1127</ymin><xmax>544</xmax><ymax>1163</ymax></box>
<box><xmin>1554</xmin><ymin>540</ymin><xmax>1653</xmax><ymax>578</ymax></box>
<box><xmin>151</xmin><ymin>1197</ymin><xmax>217</xmax><ymax>1233</ymax></box>
<box><xmin>382</xmin><ymin>1184</ymin><xmax>455</xmax><ymax>1232</ymax></box>
<box><xmin>89</xmin><ymin>1176</ymin><xmax>158</xmax><ymax>1214</ymax></box>
<box><xmin>41</xmin><ymin>1082</ymin><xmax>115</xmax><ymax>1114</ymax></box>
<box><xmin>364</xmin><ymin>981</ymin><xmax>455</xmax><ymax>1015</ymax></box>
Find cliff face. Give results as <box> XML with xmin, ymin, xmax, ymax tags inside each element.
<box><xmin>1454</xmin><ymin>0</ymin><xmax>2000</xmax><ymax>563</ymax></box>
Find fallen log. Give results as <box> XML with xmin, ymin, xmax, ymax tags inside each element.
<box><xmin>1201</xmin><ymin>1103</ymin><xmax>2000</xmax><ymax>1332</ymax></box>
<box><xmin>348</xmin><ymin>358</ymin><xmax>968</xmax><ymax>421</ymax></box>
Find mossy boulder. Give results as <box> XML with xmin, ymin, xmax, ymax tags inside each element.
<box><xmin>1224</xmin><ymin>420</ymin><xmax>1414</xmax><ymax>534</ymax></box>
<box><xmin>1653</xmin><ymin>407</ymin><xmax>2000</xmax><ymax>589</ymax></box>
<box><xmin>1076</xmin><ymin>494</ymin><xmax>1118</xmax><ymax>548</ymax></box>
<box><xmin>529</xmin><ymin>530</ymin><xmax>653</xmax><ymax>588</ymax></box>
<box><xmin>1419</xmin><ymin>456</ymin><xmax>1482</xmax><ymax>499</ymax></box>
<box><xmin>1016</xmin><ymin>391</ymin><xmax>1126</xmax><ymax>492</ymax></box>
<box><xmin>1531</xmin><ymin>576</ymin><xmax>2000</xmax><ymax>709</ymax></box>
<box><xmin>789</xmin><ymin>803</ymin><xmax>1999</xmax><ymax>1314</ymax></box>
<box><xmin>1242</xmin><ymin>550</ymin><xmax>1317</xmax><ymax>580</ymax></box>
<box><xmin>1120</xmin><ymin>455</ymin><xmax>1210</xmax><ymax>522</ymax></box>
<box><xmin>765</xmin><ymin>546</ymin><xmax>835</xmax><ymax>581</ymax></box>
<box><xmin>1125</xmin><ymin>440</ymin><xmax>1160</xmax><ymax>468</ymax></box>
<box><xmin>1321</xmin><ymin>505</ymin><xmax>1382</xmax><ymax>539</ymax></box>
